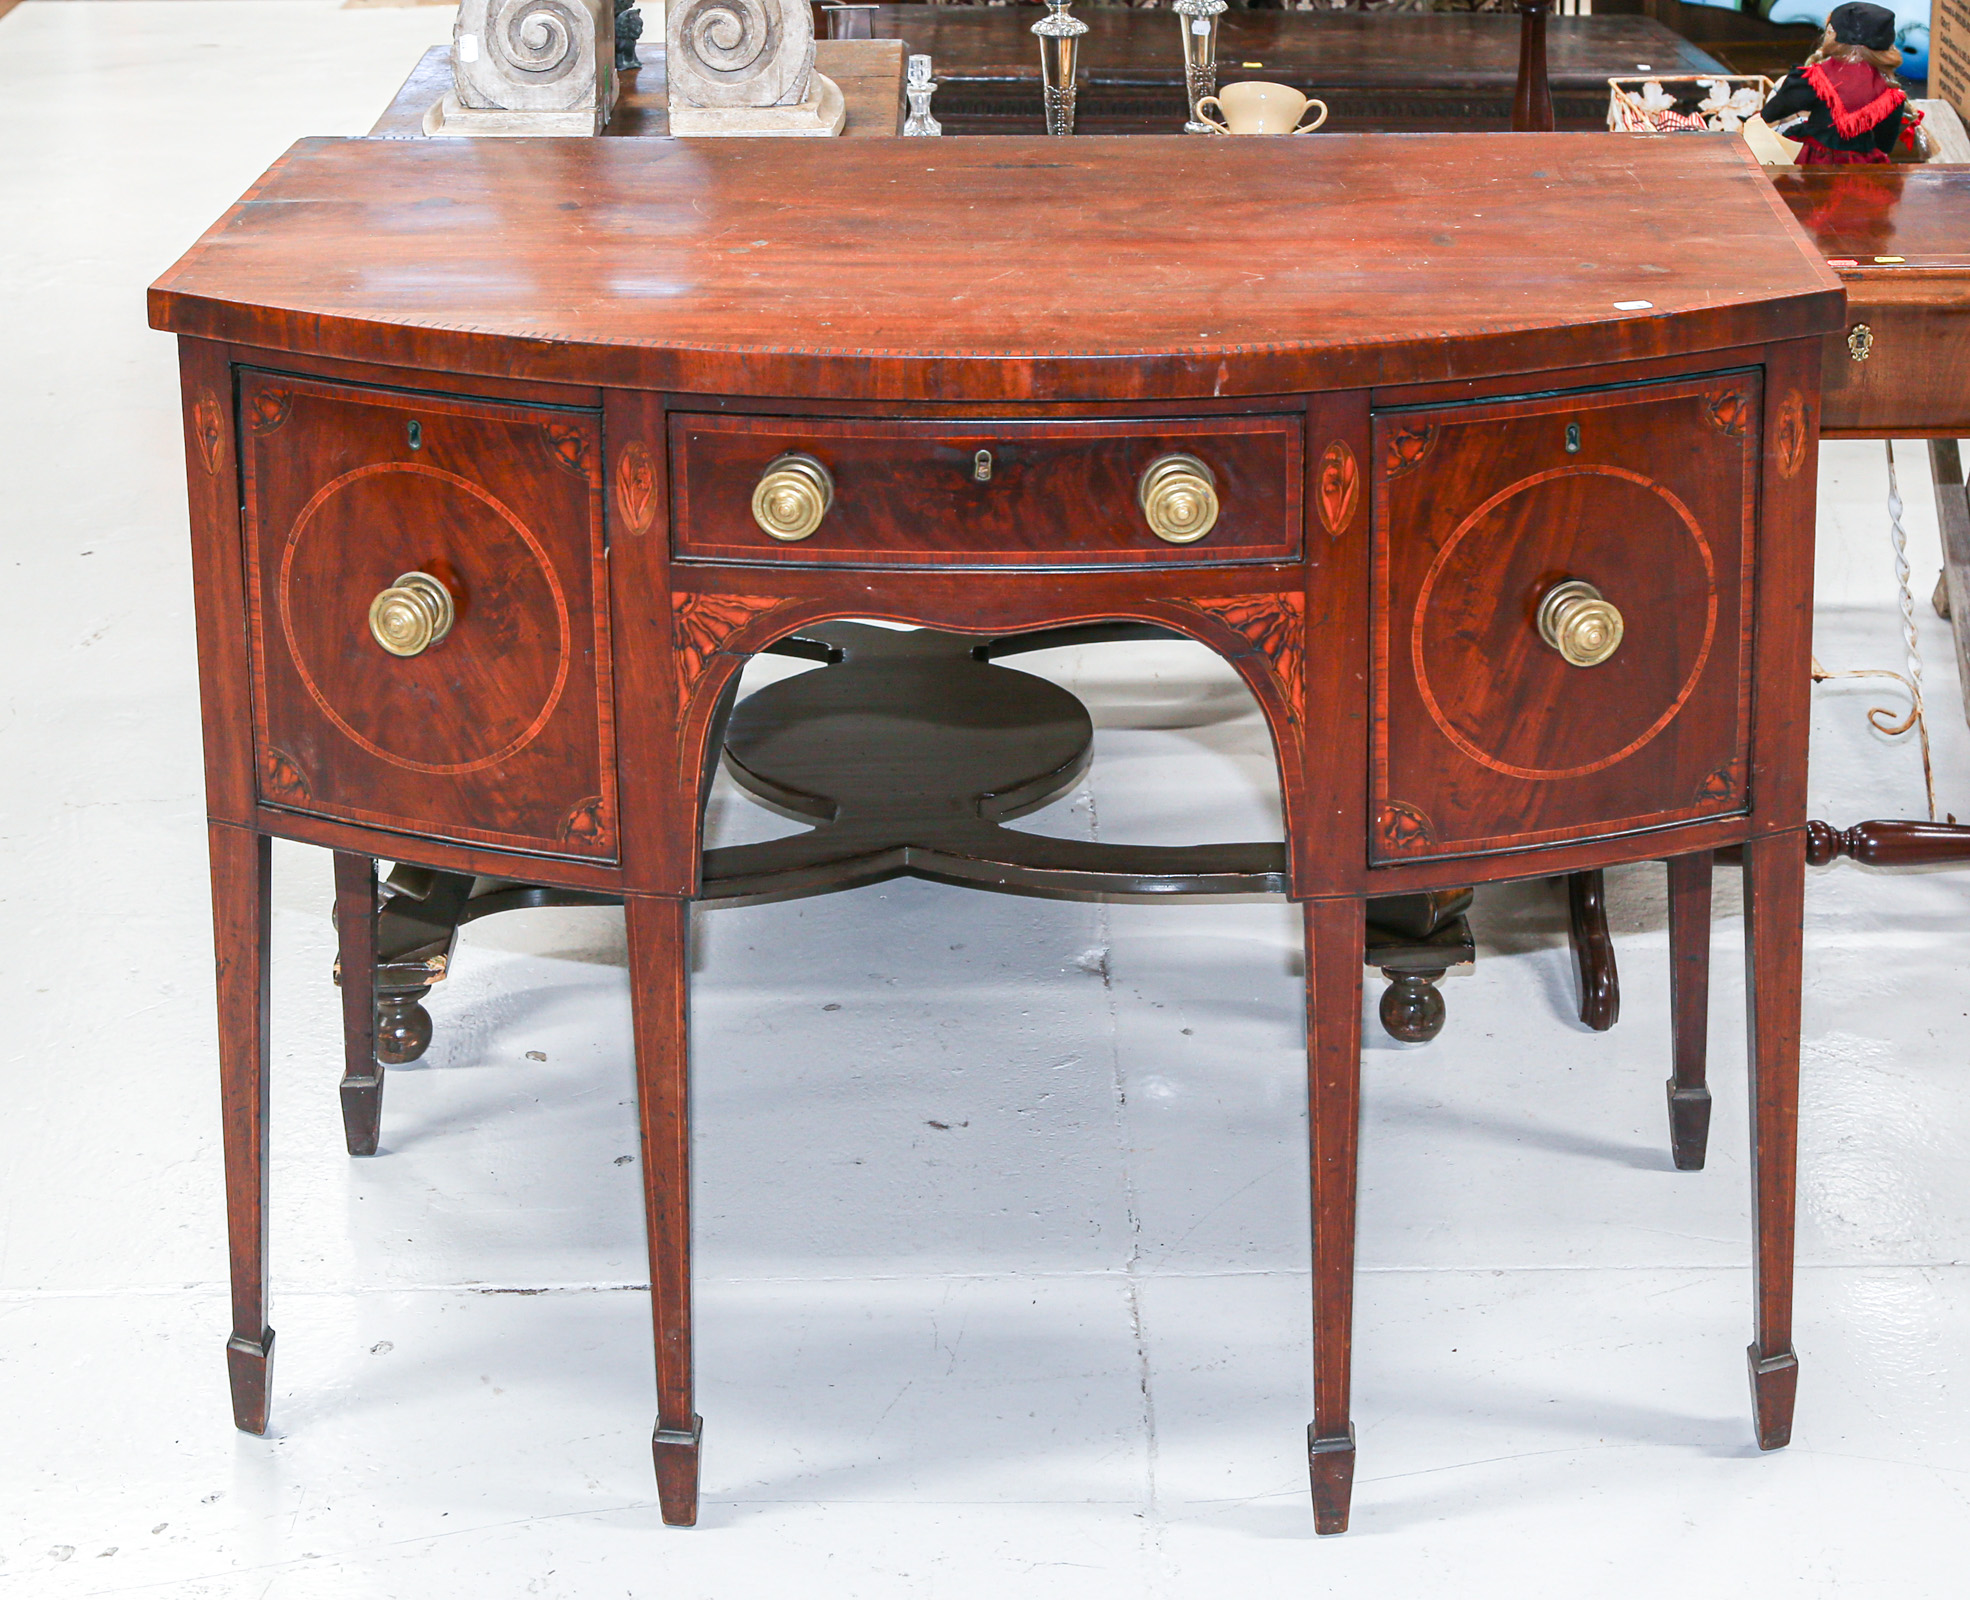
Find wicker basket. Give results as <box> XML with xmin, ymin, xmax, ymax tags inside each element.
<box><xmin>1606</xmin><ymin>75</ymin><xmax>1776</xmax><ymax>134</ymax></box>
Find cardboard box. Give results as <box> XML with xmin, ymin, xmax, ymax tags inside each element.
<box><xmin>1937</xmin><ymin>0</ymin><xmax>1970</xmax><ymax>121</ymax></box>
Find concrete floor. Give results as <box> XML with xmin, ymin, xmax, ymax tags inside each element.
<box><xmin>5</xmin><ymin>3</ymin><xmax>1970</xmax><ymax>1594</ymax></box>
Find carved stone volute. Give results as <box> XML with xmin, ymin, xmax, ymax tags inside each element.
<box><xmin>666</xmin><ymin>0</ymin><xmax>815</xmax><ymax>109</ymax></box>
<box><xmin>453</xmin><ymin>0</ymin><xmax>614</xmax><ymax>116</ymax></box>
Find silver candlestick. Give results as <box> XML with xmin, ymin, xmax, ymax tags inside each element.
<box><xmin>1174</xmin><ymin>0</ymin><xmax>1228</xmax><ymax>134</ymax></box>
<box><xmin>903</xmin><ymin>52</ymin><xmax>942</xmax><ymax>136</ymax></box>
<box><xmin>1032</xmin><ymin>0</ymin><xmax>1088</xmax><ymax>137</ymax></box>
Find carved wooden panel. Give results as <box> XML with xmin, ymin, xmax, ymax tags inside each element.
<box><xmin>1371</xmin><ymin>370</ymin><xmax>1757</xmax><ymax>860</ymax></box>
<box><xmin>240</xmin><ymin>371</ymin><xmax>617</xmax><ymax>859</ymax></box>
<box><xmin>669</xmin><ymin>412</ymin><xmax>1302</xmax><ymax>568</ymax></box>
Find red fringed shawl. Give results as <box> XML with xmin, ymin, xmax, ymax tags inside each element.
<box><xmin>1803</xmin><ymin>58</ymin><xmax>1907</xmax><ymax>139</ymax></box>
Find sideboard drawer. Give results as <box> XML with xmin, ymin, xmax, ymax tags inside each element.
<box><xmin>239</xmin><ymin>372</ymin><xmax>616</xmax><ymax>859</ymax></box>
<box><xmin>668</xmin><ymin>413</ymin><xmax>1303</xmax><ymax>567</ymax></box>
<box><xmin>1371</xmin><ymin>371</ymin><xmax>1758</xmax><ymax>862</ymax></box>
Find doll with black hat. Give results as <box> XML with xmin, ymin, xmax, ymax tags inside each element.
<box><xmin>1760</xmin><ymin>2</ymin><xmax>1923</xmax><ymax>165</ymax></box>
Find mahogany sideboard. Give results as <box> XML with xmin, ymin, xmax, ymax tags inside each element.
<box><xmin>150</xmin><ymin>132</ymin><xmax>1841</xmax><ymax>1532</ymax></box>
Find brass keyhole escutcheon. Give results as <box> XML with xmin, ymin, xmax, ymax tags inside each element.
<box><xmin>1537</xmin><ymin>580</ymin><xmax>1624</xmax><ymax>668</ymax></box>
<box><xmin>1138</xmin><ymin>452</ymin><xmax>1219</xmax><ymax>544</ymax></box>
<box><xmin>751</xmin><ymin>452</ymin><xmax>835</xmax><ymax>542</ymax></box>
<box><xmin>1848</xmin><ymin>323</ymin><xmax>1873</xmax><ymax>362</ymax></box>
<box><xmin>973</xmin><ymin>449</ymin><xmax>993</xmax><ymax>483</ymax></box>
<box><xmin>368</xmin><ymin>571</ymin><xmax>455</xmax><ymax>658</ymax></box>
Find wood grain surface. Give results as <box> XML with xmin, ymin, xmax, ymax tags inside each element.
<box><xmin>1772</xmin><ymin>166</ymin><xmax>1970</xmax><ymax>438</ymax></box>
<box><xmin>150</xmin><ymin>135</ymin><xmax>1842</xmax><ymax>403</ymax></box>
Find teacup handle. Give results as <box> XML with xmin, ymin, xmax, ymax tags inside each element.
<box><xmin>1292</xmin><ymin>99</ymin><xmax>1330</xmax><ymax>134</ymax></box>
<box><xmin>1195</xmin><ymin>96</ymin><xmax>1232</xmax><ymax>135</ymax></box>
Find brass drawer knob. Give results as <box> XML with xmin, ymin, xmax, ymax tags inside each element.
<box><xmin>1537</xmin><ymin>580</ymin><xmax>1624</xmax><ymax>668</ymax></box>
<box><xmin>752</xmin><ymin>452</ymin><xmax>835</xmax><ymax>542</ymax></box>
<box><xmin>1138</xmin><ymin>453</ymin><xmax>1219</xmax><ymax>544</ymax></box>
<box><xmin>367</xmin><ymin>571</ymin><xmax>455</xmax><ymax>658</ymax></box>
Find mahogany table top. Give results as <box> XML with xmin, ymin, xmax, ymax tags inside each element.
<box><xmin>148</xmin><ymin>133</ymin><xmax>1840</xmax><ymax>403</ymax></box>
<box><xmin>1770</xmin><ymin>165</ymin><xmax>1970</xmax><ymax>279</ymax></box>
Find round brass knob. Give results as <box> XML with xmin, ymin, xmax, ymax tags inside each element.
<box><xmin>367</xmin><ymin>571</ymin><xmax>455</xmax><ymax>658</ymax></box>
<box><xmin>1138</xmin><ymin>453</ymin><xmax>1220</xmax><ymax>545</ymax></box>
<box><xmin>751</xmin><ymin>452</ymin><xmax>834</xmax><ymax>542</ymax></box>
<box><xmin>1537</xmin><ymin>580</ymin><xmax>1624</xmax><ymax>668</ymax></box>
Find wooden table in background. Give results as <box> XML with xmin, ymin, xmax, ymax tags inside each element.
<box><xmin>861</xmin><ymin>5</ymin><xmax>1725</xmax><ymax>134</ymax></box>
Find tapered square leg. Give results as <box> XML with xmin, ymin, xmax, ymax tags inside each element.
<box><xmin>1305</xmin><ymin>898</ymin><xmax>1365</xmax><ymax>1535</ymax></box>
<box><xmin>332</xmin><ymin>853</ymin><xmax>384</xmax><ymax>1157</ymax></box>
<box><xmin>1666</xmin><ymin>851</ymin><xmax>1714</xmax><ymax>1171</ymax></box>
<box><xmin>1742</xmin><ymin>833</ymin><xmax>1805</xmax><ymax>1451</ymax></box>
<box><xmin>210</xmin><ymin>823</ymin><xmax>275</xmax><ymax>1435</ymax></box>
<box><xmin>628</xmin><ymin>894</ymin><xmax>701</xmax><ymax>1526</ymax></box>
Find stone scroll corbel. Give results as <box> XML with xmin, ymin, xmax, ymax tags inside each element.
<box><xmin>666</xmin><ymin>0</ymin><xmax>846</xmax><ymax>137</ymax></box>
<box><xmin>429</xmin><ymin>0</ymin><xmax>619</xmax><ymax>137</ymax></box>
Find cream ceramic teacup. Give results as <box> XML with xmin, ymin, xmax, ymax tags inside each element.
<box><xmin>1195</xmin><ymin>80</ymin><xmax>1329</xmax><ymax>136</ymax></box>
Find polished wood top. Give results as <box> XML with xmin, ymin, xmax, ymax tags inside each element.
<box><xmin>865</xmin><ymin>6</ymin><xmax>1721</xmax><ymax>92</ymax></box>
<box><xmin>150</xmin><ymin>134</ymin><xmax>1840</xmax><ymax>402</ymax></box>
<box><xmin>1770</xmin><ymin>166</ymin><xmax>1970</xmax><ymax>279</ymax></box>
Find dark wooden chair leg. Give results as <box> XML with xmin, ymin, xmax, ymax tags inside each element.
<box><xmin>1566</xmin><ymin>869</ymin><xmax>1620</xmax><ymax>1031</ymax></box>
<box><xmin>1666</xmin><ymin>851</ymin><xmax>1715</xmax><ymax>1171</ymax></box>
<box><xmin>1305</xmin><ymin>897</ymin><xmax>1365</xmax><ymax>1534</ymax></box>
<box><xmin>628</xmin><ymin>894</ymin><xmax>702</xmax><ymax>1526</ymax></box>
<box><xmin>1512</xmin><ymin>0</ymin><xmax>1555</xmax><ymax>132</ymax></box>
<box><xmin>1742</xmin><ymin>833</ymin><xmax>1804</xmax><ymax>1450</ymax></box>
<box><xmin>211</xmin><ymin>823</ymin><xmax>275</xmax><ymax>1435</ymax></box>
<box><xmin>332</xmin><ymin>853</ymin><xmax>384</xmax><ymax>1157</ymax></box>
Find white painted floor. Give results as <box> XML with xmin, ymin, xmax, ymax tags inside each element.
<box><xmin>6</xmin><ymin>3</ymin><xmax>1970</xmax><ymax>1593</ymax></box>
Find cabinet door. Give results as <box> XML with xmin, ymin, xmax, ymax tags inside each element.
<box><xmin>240</xmin><ymin>372</ymin><xmax>616</xmax><ymax>860</ymax></box>
<box><xmin>1371</xmin><ymin>371</ymin><xmax>1757</xmax><ymax>862</ymax></box>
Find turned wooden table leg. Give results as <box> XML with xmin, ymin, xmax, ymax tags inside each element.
<box><xmin>1305</xmin><ymin>897</ymin><xmax>1365</xmax><ymax>1535</ymax></box>
<box><xmin>1512</xmin><ymin>0</ymin><xmax>1555</xmax><ymax>133</ymax></box>
<box><xmin>211</xmin><ymin>823</ymin><xmax>275</xmax><ymax>1435</ymax></box>
<box><xmin>628</xmin><ymin>894</ymin><xmax>702</xmax><ymax>1526</ymax></box>
<box><xmin>1665</xmin><ymin>851</ymin><xmax>1714</xmax><ymax>1171</ymax></box>
<box><xmin>1742</xmin><ymin>832</ymin><xmax>1804</xmax><ymax>1450</ymax></box>
<box><xmin>1566</xmin><ymin>869</ymin><xmax>1620</xmax><ymax>1031</ymax></box>
<box><xmin>332</xmin><ymin>853</ymin><xmax>384</xmax><ymax>1157</ymax></box>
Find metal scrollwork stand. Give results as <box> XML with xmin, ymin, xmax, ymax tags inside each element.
<box><xmin>1032</xmin><ymin>0</ymin><xmax>1088</xmax><ymax>136</ymax></box>
<box><xmin>1174</xmin><ymin>0</ymin><xmax>1227</xmax><ymax>134</ymax></box>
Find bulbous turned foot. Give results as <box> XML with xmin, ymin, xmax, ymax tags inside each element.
<box><xmin>1378</xmin><ymin>970</ymin><xmax>1447</xmax><ymax>1042</ymax></box>
<box><xmin>375</xmin><ymin>989</ymin><xmax>435</xmax><ymax>1064</ymax></box>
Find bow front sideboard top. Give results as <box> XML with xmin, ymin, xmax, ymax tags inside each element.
<box><xmin>151</xmin><ymin>133</ymin><xmax>1842</xmax><ymax>1532</ymax></box>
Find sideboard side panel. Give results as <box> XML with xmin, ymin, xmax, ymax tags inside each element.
<box><xmin>179</xmin><ymin>338</ymin><xmax>256</xmax><ymax>827</ymax></box>
<box><xmin>1748</xmin><ymin>336</ymin><xmax>1823</xmax><ymax>836</ymax></box>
